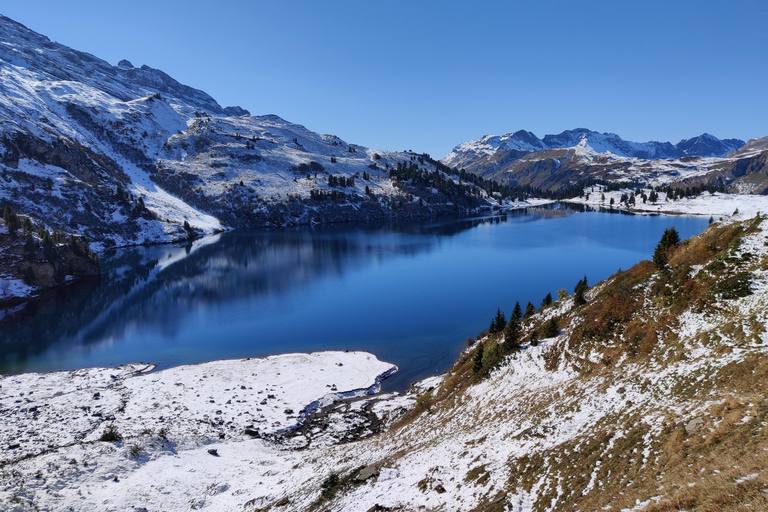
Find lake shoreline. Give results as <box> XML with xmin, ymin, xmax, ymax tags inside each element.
<box><xmin>0</xmin><ymin>350</ymin><xmax>405</xmax><ymax>510</ymax></box>
<box><xmin>0</xmin><ymin>204</ymin><xmax>717</xmax><ymax>389</ymax></box>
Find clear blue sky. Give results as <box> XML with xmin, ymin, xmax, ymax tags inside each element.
<box><xmin>2</xmin><ymin>1</ymin><xmax>767</xmax><ymax>157</ymax></box>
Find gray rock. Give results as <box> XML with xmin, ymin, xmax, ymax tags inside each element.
<box><xmin>685</xmin><ymin>417</ymin><xmax>705</xmax><ymax>435</ymax></box>
<box><xmin>223</xmin><ymin>106</ymin><xmax>250</xmax><ymax>116</ymax></box>
<box><xmin>356</xmin><ymin>465</ymin><xmax>379</xmax><ymax>482</ymax></box>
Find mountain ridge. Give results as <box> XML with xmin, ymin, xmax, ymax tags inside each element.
<box><xmin>0</xmin><ymin>14</ymin><xmax>503</xmax><ymax>249</ymax></box>
<box><xmin>444</xmin><ymin>128</ymin><xmax>745</xmax><ymax>166</ymax></box>
<box><xmin>442</xmin><ymin>127</ymin><xmax>768</xmax><ymax>194</ymax></box>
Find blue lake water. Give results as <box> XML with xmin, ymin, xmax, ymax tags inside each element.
<box><xmin>0</xmin><ymin>206</ymin><xmax>709</xmax><ymax>390</ymax></box>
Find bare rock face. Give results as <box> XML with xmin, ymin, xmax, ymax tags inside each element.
<box><xmin>223</xmin><ymin>106</ymin><xmax>250</xmax><ymax>116</ymax></box>
<box><xmin>0</xmin><ymin>229</ymin><xmax>99</xmax><ymax>298</ymax></box>
<box><xmin>685</xmin><ymin>417</ymin><xmax>705</xmax><ymax>435</ymax></box>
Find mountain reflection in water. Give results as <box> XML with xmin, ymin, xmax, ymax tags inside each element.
<box><xmin>0</xmin><ymin>207</ymin><xmax>708</xmax><ymax>391</ymax></box>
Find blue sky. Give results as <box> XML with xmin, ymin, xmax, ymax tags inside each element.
<box><xmin>2</xmin><ymin>1</ymin><xmax>767</xmax><ymax>157</ymax></box>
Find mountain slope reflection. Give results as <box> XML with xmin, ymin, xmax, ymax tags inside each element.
<box><xmin>1</xmin><ymin>215</ymin><xmax>509</xmax><ymax>373</ymax></box>
<box><xmin>0</xmin><ymin>209</ymin><xmax>708</xmax><ymax>391</ymax></box>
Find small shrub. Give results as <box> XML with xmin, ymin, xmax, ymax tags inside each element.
<box><xmin>129</xmin><ymin>445</ymin><xmax>142</xmax><ymax>457</ymax></box>
<box><xmin>704</xmin><ymin>260</ymin><xmax>726</xmax><ymax>276</ymax></box>
<box><xmin>415</xmin><ymin>391</ymin><xmax>433</xmax><ymax>409</ymax></box>
<box><xmin>557</xmin><ymin>288</ymin><xmax>568</xmax><ymax>300</ymax></box>
<box><xmin>541</xmin><ymin>318</ymin><xmax>559</xmax><ymax>338</ymax></box>
<box><xmin>321</xmin><ymin>472</ymin><xmax>340</xmax><ymax>498</ymax></box>
<box><xmin>99</xmin><ymin>425</ymin><xmax>122</xmax><ymax>442</ymax></box>
<box><xmin>709</xmin><ymin>272</ymin><xmax>752</xmax><ymax>300</ymax></box>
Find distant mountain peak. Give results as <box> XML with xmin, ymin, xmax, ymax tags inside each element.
<box><xmin>444</xmin><ymin>128</ymin><xmax>747</xmax><ymax>168</ymax></box>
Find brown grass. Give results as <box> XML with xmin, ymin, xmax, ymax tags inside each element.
<box><xmin>376</xmin><ymin>217</ymin><xmax>768</xmax><ymax>511</ymax></box>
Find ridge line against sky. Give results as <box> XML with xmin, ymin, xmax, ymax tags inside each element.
<box><xmin>1</xmin><ymin>0</ymin><xmax>767</xmax><ymax>158</ymax></box>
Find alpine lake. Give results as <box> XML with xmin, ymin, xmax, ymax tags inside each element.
<box><xmin>0</xmin><ymin>205</ymin><xmax>709</xmax><ymax>391</ymax></box>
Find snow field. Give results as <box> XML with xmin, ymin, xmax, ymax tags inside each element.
<box><xmin>0</xmin><ymin>352</ymin><xmax>396</xmax><ymax>511</ymax></box>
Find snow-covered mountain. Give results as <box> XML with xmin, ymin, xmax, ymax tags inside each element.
<box><xmin>0</xmin><ymin>15</ymin><xmax>499</xmax><ymax>254</ymax></box>
<box><xmin>441</xmin><ymin>128</ymin><xmax>764</xmax><ymax>193</ymax></box>
<box><xmin>444</xmin><ymin>128</ymin><xmax>744</xmax><ymax>167</ymax></box>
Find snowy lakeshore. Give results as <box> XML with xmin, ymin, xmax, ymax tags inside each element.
<box><xmin>565</xmin><ymin>189</ymin><xmax>768</xmax><ymax>219</ymax></box>
<box><xmin>0</xmin><ymin>351</ymin><xmax>401</xmax><ymax>511</ymax></box>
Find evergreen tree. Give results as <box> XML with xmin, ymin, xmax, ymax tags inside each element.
<box><xmin>652</xmin><ymin>243</ymin><xmax>668</xmax><ymax>270</ymax></box>
<box><xmin>573</xmin><ymin>275</ymin><xmax>588</xmax><ymax>306</ymax></box>
<box><xmin>529</xmin><ymin>330</ymin><xmax>539</xmax><ymax>347</ymax></box>
<box><xmin>541</xmin><ymin>292</ymin><xmax>553</xmax><ymax>307</ymax></box>
<box><xmin>2</xmin><ymin>206</ymin><xmax>20</xmax><ymax>233</ymax></box>
<box><xmin>541</xmin><ymin>317</ymin><xmax>559</xmax><ymax>338</ymax></box>
<box><xmin>489</xmin><ymin>308</ymin><xmax>506</xmax><ymax>334</ymax></box>
<box><xmin>661</xmin><ymin>226</ymin><xmax>680</xmax><ymax>247</ymax></box>
<box><xmin>472</xmin><ymin>342</ymin><xmax>484</xmax><ymax>374</ymax></box>
<box><xmin>512</xmin><ymin>301</ymin><xmax>522</xmax><ymax>321</ymax></box>
<box><xmin>504</xmin><ymin>317</ymin><xmax>521</xmax><ymax>351</ymax></box>
<box><xmin>524</xmin><ymin>301</ymin><xmax>535</xmax><ymax>318</ymax></box>
<box><xmin>653</xmin><ymin>227</ymin><xmax>680</xmax><ymax>271</ymax></box>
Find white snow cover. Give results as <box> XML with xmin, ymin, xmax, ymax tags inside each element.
<box><xmin>568</xmin><ymin>187</ymin><xmax>768</xmax><ymax>218</ymax></box>
<box><xmin>0</xmin><ymin>351</ymin><xmax>396</xmax><ymax>511</ymax></box>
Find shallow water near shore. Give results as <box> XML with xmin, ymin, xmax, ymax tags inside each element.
<box><xmin>0</xmin><ymin>206</ymin><xmax>708</xmax><ymax>391</ymax></box>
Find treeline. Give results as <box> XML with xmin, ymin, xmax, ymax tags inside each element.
<box><xmin>308</xmin><ymin>189</ymin><xmax>349</xmax><ymax>202</ymax></box>
<box><xmin>470</xmin><ymin>272</ymin><xmax>594</xmax><ymax>378</ymax></box>
<box><xmin>583</xmin><ymin>179</ymin><xmax>727</xmax><ymax>198</ymax></box>
<box><xmin>418</xmin><ymin>153</ymin><xmax>588</xmax><ymax>201</ymax></box>
<box><xmin>1</xmin><ymin>204</ymin><xmax>99</xmax><ymax>268</ymax></box>
<box><xmin>327</xmin><ymin>174</ymin><xmax>355</xmax><ymax>187</ymax></box>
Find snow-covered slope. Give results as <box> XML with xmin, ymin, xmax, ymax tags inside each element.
<box><xmin>0</xmin><ymin>15</ymin><xmax>504</xmax><ymax>252</ymax></box>
<box><xmin>442</xmin><ymin>128</ymin><xmax>764</xmax><ymax>193</ymax></box>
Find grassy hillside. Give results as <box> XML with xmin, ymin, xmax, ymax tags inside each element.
<box><xmin>302</xmin><ymin>214</ymin><xmax>768</xmax><ymax>511</ymax></box>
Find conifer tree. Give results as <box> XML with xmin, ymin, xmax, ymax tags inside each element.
<box><xmin>524</xmin><ymin>301</ymin><xmax>535</xmax><ymax>318</ymax></box>
<box><xmin>541</xmin><ymin>317</ymin><xmax>559</xmax><ymax>338</ymax></box>
<box><xmin>541</xmin><ymin>292</ymin><xmax>553</xmax><ymax>307</ymax></box>
<box><xmin>573</xmin><ymin>275</ymin><xmax>588</xmax><ymax>306</ymax></box>
<box><xmin>504</xmin><ymin>316</ymin><xmax>521</xmax><ymax>351</ymax></box>
<box><xmin>472</xmin><ymin>342</ymin><xmax>484</xmax><ymax>374</ymax></box>
<box><xmin>653</xmin><ymin>227</ymin><xmax>680</xmax><ymax>271</ymax></box>
<box><xmin>652</xmin><ymin>243</ymin><xmax>667</xmax><ymax>270</ymax></box>
<box><xmin>489</xmin><ymin>308</ymin><xmax>506</xmax><ymax>334</ymax></box>
<box><xmin>529</xmin><ymin>330</ymin><xmax>539</xmax><ymax>347</ymax></box>
<box><xmin>512</xmin><ymin>301</ymin><xmax>522</xmax><ymax>321</ymax></box>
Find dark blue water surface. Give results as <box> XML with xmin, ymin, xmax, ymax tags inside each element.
<box><xmin>0</xmin><ymin>206</ymin><xmax>708</xmax><ymax>390</ymax></box>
